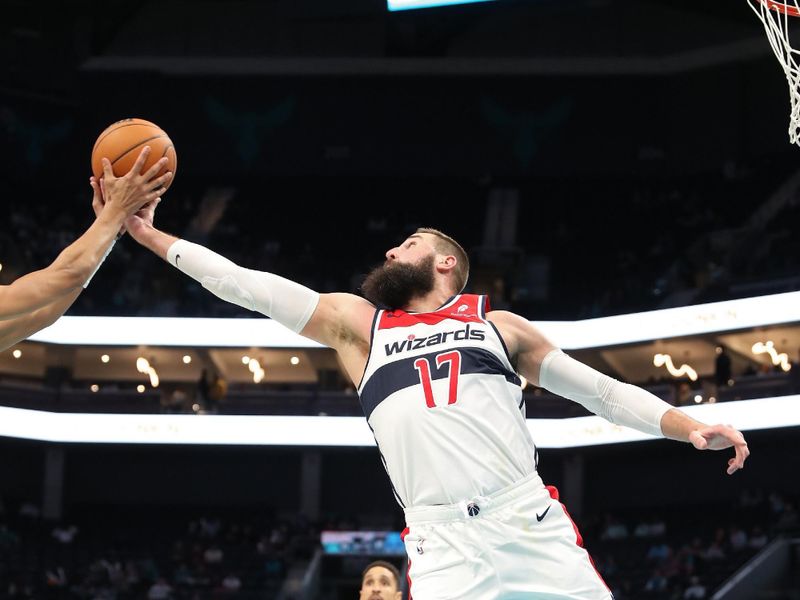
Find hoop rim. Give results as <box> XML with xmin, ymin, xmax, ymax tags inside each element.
<box><xmin>758</xmin><ymin>0</ymin><xmax>800</xmax><ymax>17</ymax></box>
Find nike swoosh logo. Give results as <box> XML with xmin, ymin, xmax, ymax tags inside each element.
<box><xmin>175</xmin><ymin>253</ymin><xmax>181</xmax><ymax>267</ymax></box>
<box><xmin>536</xmin><ymin>505</ymin><xmax>551</xmax><ymax>522</ymax></box>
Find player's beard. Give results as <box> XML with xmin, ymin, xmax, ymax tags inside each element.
<box><xmin>360</xmin><ymin>254</ymin><xmax>436</xmax><ymax>310</ymax></box>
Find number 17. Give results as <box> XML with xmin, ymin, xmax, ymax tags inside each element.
<box><xmin>413</xmin><ymin>350</ymin><xmax>462</xmax><ymax>408</ymax></box>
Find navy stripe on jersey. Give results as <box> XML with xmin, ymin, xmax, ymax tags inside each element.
<box><xmin>357</xmin><ymin>308</ymin><xmax>382</xmax><ymax>392</ymax></box>
<box><xmin>360</xmin><ymin>346</ymin><xmax>522</xmax><ymax>420</ymax></box>
<box><xmin>368</xmin><ymin>422</ymin><xmax>406</xmax><ymax>508</ymax></box>
<box><xmin>488</xmin><ymin>321</ymin><xmax>514</xmax><ymax>365</ymax></box>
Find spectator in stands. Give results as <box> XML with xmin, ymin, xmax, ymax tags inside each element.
<box><xmin>714</xmin><ymin>346</ymin><xmax>732</xmax><ymax>387</ymax></box>
<box><xmin>728</xmin><ymin>525</ymin><xmax>748</xmax><ymax>552</ymax></box>
<box><xmin>644</xmin><ymin>568</ymin><xmax>668</xmax><ymax>593</ymax></box>
<box><xmin>203</xmin><ymin>544</ymin><xmax>224</xmax><ymax>565</ymax></box>
<box><xmin>683</xmin><ymin>575</ymin><xmax>707</xmax><ymax>599</ymax></box>
<box><xmin>147</xmin><ymin>577</ymin><xmax>173</xmax><ymax>600</ymax></box>
<box><xmin>18</xmin><ymin>501</ymin><xmax>39</xmax><ymax>519</ymax></box>
<box><xmin>646</xmin><ymin>541</ymin><xmax>672</xmax><ymax>564</ymax></box>
<box><xmin>51</xmin><ymin>524</ymin><xmax>78</xmax><ymax>544</ymax></box>
<box><xmin>748</xmin><ymin>526</ymin><xmax>768</xmax><ymax>550</ymax></box>
<box><xmin>776</xmin><ymin>502</ymin><xmax>798</xmax><ymax>531</ymax></box>
<box><xmin>196</xmin><ymin>369</ymin><xmax>210</xmax><ymax>411</ymax></box>
<box><xmin>44</xmin><ymin>565</ymin><xmax>67</xmax><ymax>590</ymax></box>
<box><xmin>601</xmin><ymin>515</ymin><xmax>629</xmax><ymax>540</ymax></box>
<box><xmin>220</xmin><ymin>573</ymin><xmax>241</xmax><ymax>593</ymax></box>
<box><xmin>359</xmin><ymin>560</ymin><xmax>402</xmax><ymax>600</ymax></box>
<box><xmin>207</xmin><ymin>373</ymin><xmax>228</xmax><ymax>414</ymax></box>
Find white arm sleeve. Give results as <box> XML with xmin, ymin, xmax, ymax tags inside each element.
<box><xmin>166</xmin><ymin>239</ymin><xmax>319</xmax><ymax>334</ymax></box>
<box><xmin>539</xmin><ymin>349</ymin><xmax>671</xmax><ymax>437</ymax></box>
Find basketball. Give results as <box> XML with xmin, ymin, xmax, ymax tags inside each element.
<box><xmin>91</xmin><ymin>118</ymin><xmax>177</xmax><ymax>191</ymax></box>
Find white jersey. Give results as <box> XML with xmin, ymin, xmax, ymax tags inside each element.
<box><xmin>357</xmin><ymin>294</ymin><xmax>538</xmax><ymax>508</ymax></box>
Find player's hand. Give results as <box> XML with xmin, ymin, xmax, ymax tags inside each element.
<box><xmin>90</xmin><ymin>176</ymin><xmax>126</xmax><ymax>238</ymax></box>
<box><xmin>124</xmin><ymin>197</ymin><xmax>161</xmax><ymax>241</ymax></box>
<box><xmin>688</xmin><ymin>424</ymin><xmax>750</xmax><ymax>475</ymax></box>
<box><xmin>99</xmin><ymin>146</ymin><xmax>172</xmax><ymax>218</ymax></box>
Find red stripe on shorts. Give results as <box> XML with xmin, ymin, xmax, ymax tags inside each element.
<box><xmin>546</xmin><ymin>485</ymin><xmax>611</xmax><ymax>592</ymax></box>
<box><xmin>401</xmin><ymin>527</ymin><xmax>413</xmax><ymax>599</ymax></box>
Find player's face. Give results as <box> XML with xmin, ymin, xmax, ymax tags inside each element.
<box><xmin>359</xmin><ymin>566</ymin><xmax>400</xmax><ymax>600</ymax></box>
<box><xmin>360</xmin><ymin>235</ymin><xmax>437</xmax><ymax>309</ymax></box>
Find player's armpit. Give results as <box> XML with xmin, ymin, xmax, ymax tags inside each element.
<box><xmin>300</xmin><ymin>292</ymin><xmax>376</xmax><ymax>351</ymax></box>
<box><xmin>486</xmin><ymin>310</ymin><xmax>557</xmax><ymax>385</ymax></box>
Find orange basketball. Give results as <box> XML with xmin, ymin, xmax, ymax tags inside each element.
<box><xmin>91</xmin><ymin>118</ymin><xmax>177</xmax><ymax>191</ymax></box>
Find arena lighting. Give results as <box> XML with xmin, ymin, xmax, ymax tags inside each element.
<box><xmin>0</xmin><ymin>396</ymin><xmax>796</xmax><ymax>447</ymax></box>
<box><xmin>136</xmin><ymin>357</ymin><xmax>160</xmax><ymax>388</ymax></box>
<box><xmin>752</xmin><ymin>341</ymin><xmax>792</xmax><ymax>372</ymax></box>
<box><xmin>388</xmin><ymin>0</ymin><xmax>495</xmax><ymax>10</ymax></box>
<box><xmin>653</xmin><ymin>353</ymin><xmax>699</xmax><ymax>382</ymax></box>
<box><xmin>26</xmin><ymin>291</ymin><xmax>800</xmax><ymax>349</ymax></box>
<box><xmin>247</xmin><ymin>358</ymin><xmax>265</xmax><ymax>383</ymax></box>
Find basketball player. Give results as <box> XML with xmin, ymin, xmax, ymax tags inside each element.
<box><xmin>0</xmin><ymin>147</ymin><xmax>171</xmax><ymax>351</ymax></box>
<box><xmin>360</xmin><ymin>561</ymin><xmax>402</xmax><ymax>600</ymax></box>
<box><xmin>124</xmin><ymin>210</ymin><xmax>749</xmax><ymax>599</ymax></box>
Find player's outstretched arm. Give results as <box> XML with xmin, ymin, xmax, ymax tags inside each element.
<box><xmin>0</xmin><ymin>289</ymin><xmax>81</xmax><ymax>352</ymax></box>
<box><xmin>0</xmin><ymin>147</ymin><xmax>172</xmax><ymax>321</ymax></box>
<box><xmin>489</xmin><ymin>309</ymin><xmax>749</xmax><ymax>475</ymax></box>
<box><xmin>125</xmin><ymin>204</ymin><xmax>375</xmax><ymax>352</ymax></box>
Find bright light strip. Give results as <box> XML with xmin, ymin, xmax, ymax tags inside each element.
<box><xmin>654</xmin><ymin>353</ymin><xmax>699</xmax><ymax>381</ymax></box>
<box><xmin>388</xmin><ymin>0</ymin><xmax>494</xmax><ymax>11</ymax></box>
<box><xmin>752</xmin><ymin>341</ymin><xmax>792</xmax><ymax>372</ymax></box>
<box><xmin>0</xmin><ymin>396</ymin><xmax>796</xmax><ymax>447</ymax></box>
<box><xmin>26</xmin><ymin>291</ymin><xmax>800</xmax><ymax>350</ymax></box>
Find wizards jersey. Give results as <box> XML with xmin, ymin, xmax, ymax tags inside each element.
<box><xmin>357</xmin><ymin>294</ymin><xmax>538</xmax><ymax>508</ymax></box>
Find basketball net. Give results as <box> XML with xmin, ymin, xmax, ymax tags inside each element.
<box><xmin>749</xmin><ymin>0</ymin><xmax>800</xmax><ymax>145</ymax></box>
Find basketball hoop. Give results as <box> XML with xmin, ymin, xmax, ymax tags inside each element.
<box><xmin>749</xmin><ymin>0</ymin><xmax>800</xmax><ymax>145</ymax></box>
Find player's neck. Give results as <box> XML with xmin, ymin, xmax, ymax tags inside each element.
<box><xmin>403</xmin><ymin>288</ymin><xmax>453</xmax><ymax>313</ymax></box>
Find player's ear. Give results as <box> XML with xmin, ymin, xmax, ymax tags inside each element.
<box><xmin>438</xmin><ymin>254</ymin><xmax>457</xmax><ymax>271</ymax></box>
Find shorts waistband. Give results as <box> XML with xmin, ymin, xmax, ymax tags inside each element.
<box><xmin>404</xmin><ymin>471</ymin><xmax>545</xmax><ymax>525</ymax></box>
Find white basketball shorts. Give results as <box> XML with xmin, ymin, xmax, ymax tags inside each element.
<box><xmin>402</xmin><ymin>472</ymin><xmax>613</xmax><ymax>600</ymax></box>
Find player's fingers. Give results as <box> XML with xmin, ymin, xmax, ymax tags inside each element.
<box><xmin>101</xmin><ymin>157</ymin><xmax>115</xmax><ymax>180</ymax></box>
<box><xmin>727</xmin><ymin>443</ymin><xmax>749</xmax><ymax>475</ymax></box>
<box><xmin>146</xmin><ymin>187</ymin><xmax>167</xmax><ymax>202</ymax></box>
<box><xmin>142</xmin><ymin>156</ymin><xmax>169</xmax><ymax>182</ymax></box>
<box><xmin>148</xmin><ymin>170</ymin><xmax>172</xmax><ymax>190</ymax></box>
<box><xmin>128</xmin><ymin>146</ymin><xmax>151</xmax><ymax>176</ymax></box>
<box><xmin>99</xmin><ymin>177</ymin><xmax>107</xmax><ymax>198</ymax></box>
<box><xmin>688</xmin><ymin>430</ymin><xmax>707</xmax><ymax>450</ymax></box>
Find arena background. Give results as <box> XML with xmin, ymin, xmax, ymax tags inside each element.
<box><xmin>1</xmin><ymin>1</ymin><xmax>799</xmax><ymax>599</ymax></box>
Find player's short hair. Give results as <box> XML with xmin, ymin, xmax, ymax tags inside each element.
<box><xmin>361</xmin><ymin>560</ymin><xmax>402</xmax><ymax>590</ymax></box>
<box><xmin>416</xmin><ymin>227</ymin><xmax>469</xmax><ymax>294</ymax></box>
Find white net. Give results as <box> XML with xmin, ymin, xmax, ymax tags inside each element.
<box><xmin>749</xmin><ymin>0</ymin><xmax>800</xmax><ymax>145</ymax></box>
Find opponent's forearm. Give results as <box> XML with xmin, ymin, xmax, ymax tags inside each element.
<box><xmin>0</xmin><ymin>212</ymin><xmax>124</xmax><ymax>319</ymax></box>
<box><xmin>0</xmin><ymin>288</ymin><xmax>82</xmax><ymax>351</ymax></box>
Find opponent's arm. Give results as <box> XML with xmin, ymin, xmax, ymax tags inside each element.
<box><xmin>490</xmin><ymin>310</ymin><xmax>749</xmax><ymax>474</ymax></box>
<box><xmin>0</xmin><ymin>288</ymin><xmax>82</xmax><ymax>351</ymax></box>
<box><xmin>0</xmin><ymin>148</ymin><xmax>171</xmax><ymax>320</ymax></box>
